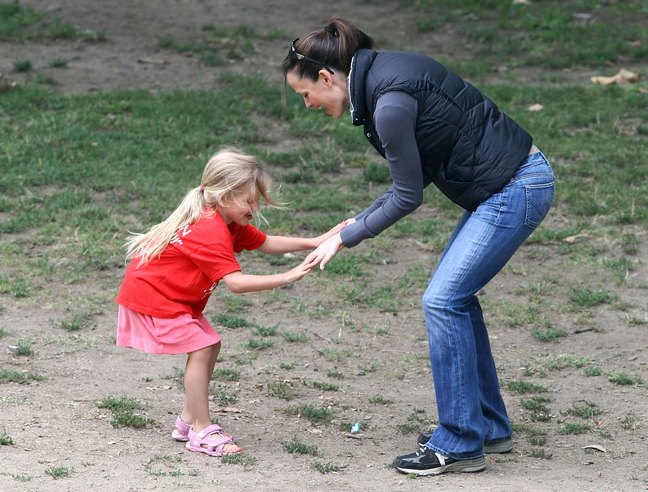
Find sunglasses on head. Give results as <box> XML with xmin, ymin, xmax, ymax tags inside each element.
<box><xmin>288</xmin><ymin>38</ymin><xmax>334</xmax><ymax>74</ymax></box>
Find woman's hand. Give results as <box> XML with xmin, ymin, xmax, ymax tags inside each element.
<box><xmin>315</xmin><ymin>217</ymin><xmax>355</xmax><ymax>245</ymax></box>
<box><xmin>305</xmin><ymin>232</ymin><xmax>344</xmax><ymax>270</ymax></box>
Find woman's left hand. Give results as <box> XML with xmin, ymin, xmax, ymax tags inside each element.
<box><xmin>306</xmin><ymin>233</ymin><xmax>344</xmax><ymax>270</ymax></box>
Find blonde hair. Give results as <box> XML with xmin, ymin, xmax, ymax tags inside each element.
<box><xmin>125</xmin><ymin>147</ymin><xmax>279</xmax><ymax>265</ymax></box>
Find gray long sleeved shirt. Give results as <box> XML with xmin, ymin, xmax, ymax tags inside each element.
<box><xmin>340</xmin><ymin>91</ymin><xmax>424</xmax><ymax>248</ymax></box>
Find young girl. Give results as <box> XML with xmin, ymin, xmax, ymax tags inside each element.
<box><xmin>115</xmin><ymin>147</ymin><xmax>342</xmax><ymax>457</ymax></box>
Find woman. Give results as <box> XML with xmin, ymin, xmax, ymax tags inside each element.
<box><xmin>282</xmin><ymin>17</ymin><xmax>554</xmax><ymax>476</ymax></box>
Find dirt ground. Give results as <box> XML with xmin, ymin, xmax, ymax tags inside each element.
<box><xmin>1</xmin><ymin>1</ymin><xmax>647</xmax><ymax>491</ymax></box>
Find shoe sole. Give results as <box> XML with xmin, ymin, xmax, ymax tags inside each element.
<box><xmin>395</xmin><ymin>456</ymin><xmax>486</xmax><ymax>476</ymax></box>
<box><xmin>484</xmin><ymin>439</ymin><xmax>513</xmax><ymax>454</ymax></box>
<box><xmin>417</xmin><ymin>434</ymin><xmax>513</xmax><ymax>454</ymax></box>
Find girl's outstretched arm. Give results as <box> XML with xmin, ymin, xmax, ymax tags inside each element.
<box><xmin>257</xmin><ymin>220</ymin><xmax>349</xmax><ymax>254</ymax></box>
<box><xmin>221</xmin><ymin>255</ymin><xmax>318</xmax><ymax>294</ymax></box>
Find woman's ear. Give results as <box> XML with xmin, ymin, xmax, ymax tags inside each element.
<box><xmin>319</xmin><ymin>69</ymin><xmax>335</xmax><ymax>86</ymax></box>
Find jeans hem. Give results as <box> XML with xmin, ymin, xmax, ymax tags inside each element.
<box><xmin>424</xmin><ymin>444</ymin><xmax>485</xmax><ymax>461</ymax></box>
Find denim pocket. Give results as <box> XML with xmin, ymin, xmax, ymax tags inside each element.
<box><xmin>524</xmin><ymin>182</ymin><xmax>554</xmax><ymax>229</ymax></box>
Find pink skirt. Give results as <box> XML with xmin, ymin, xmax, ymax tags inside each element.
<box><xmin>117</xmin><ymin>305</ymin><xmax>221</xmax><ymax>355</ymax></box>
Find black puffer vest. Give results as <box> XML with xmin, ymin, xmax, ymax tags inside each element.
<box><xmin>348</xmin><ymin>49</ymin><xmax>533</xmax><ymax>211</ymax></box>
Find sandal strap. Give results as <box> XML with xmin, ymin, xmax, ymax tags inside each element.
<box><xmin>175</xmin><ymin>416</ymin><xmax>191</xmax><ymax>432</ymax></box>
<box><xmin>193</xmin><ymin>424</ymin><xmax>224</xmax><ymax>439</ymax></box>
<box><xmin>189</xmin><ymin>424</ymin><xmax>235</xmax><ymax>454</ymax></box>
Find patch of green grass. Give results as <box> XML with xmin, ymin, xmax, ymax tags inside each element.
<box><xmin>318</xmin><ymin>348</ymin><xmax>340</xmax><ymax>362</ymax></box>
<box><xmin>0</xmin><ymin>431</ymin><xmax>13</xmax><ymax>445</ymax></box>
<box><xmin>323</xmin><ymin>255</ymin><xmax>363</xmax><ymax>277</ymax></box>
<box><xmin>267</xmin><ymin>381</ymin><xmax>295</xmax><ymax>400</ymax></box>
<box><xmin>326</xmin><ymin>370</ymin><xmax>345</xmax><ymax>379</ymax></box>
<box><xmin>59</xmin><ymin>313</ymin><xmax>92</xmax><ymax>331</ymax></box>
<box><xmin>366</xmin><ymin>285</ymin><xmax>400</xmax><ymax>313</ymax></box>
<box><xmin>10</xmin><ymin>339</ymin><xmax>34</xmax><ymax>356</ymax></box>
<box><xmin>505</xmin><ymin>380</ymin><xmax>549</xmax><ymax>394</ymax></box>
<box><xmin>210</xmin><ymin>385</ymin><xmax>238</xmax><ymax>406</ymax></box>
<box><xmin>569</xmin><ymin>287</ymin><xmax>616</xmax><ymax>308</ymax></box>
<box><xmin>369</xmin><ymin>395</ymin><xmax>393</xmax><ymax>405</ymax></box>
<box><xmin>565</xmin><ymin>401</ymin><xmax>601</xmax><ymax>419</ymax></box>
<box><xmin>97</xmin><ymin>394</ymin><xmax>146</xmax><ymax>412</ymax></box>
<box><xmin>529</xmin><ymin>435</ymin><xmax>547</xmax><ymax>446</ymax></box>
<box><xmin>279</xmin><ymin>362</ymin><xmax>296</xmax><ymax>370</ymax></box>
<box><xmin>221</xmin><ymin>295</ymin><xmax>252</xmax><ymax>313</ymax></box>
<box><xmin>282</xmin><ymin>438</ymin><xmax>318</xmax><ymax>456</ymax></box>
<box><xmin>498</xmin><ymin>300</ymin><xmax>543</xmax><ymax>327</ymax></box>
<box><xmin>396</xmin><ymin>408</ymin><xmax>429</xmax><ymax>434</ymax></box>
<box><xmin>0</xmin><ymin>3</ymin><xmax>76</xmax><ymax>41</ymax></box>
<box><xmin>0</xmin><ymin>368</ymin><xmax>44</xmax><ymax>384</ymax></box>
<box><xmin>410</xmin><ymin>0</ymin><xmax>648</xmax><ymax>72</ymax></box>
<box><xmin>213</xmin><ymin>314</ymin><xmax>251</xmax><ymax>328</ymax></box>
<box><xmin>13</xmin><ymin>59</ymin><xmax>32</xmax><ymax>72</ymax></box>
<box><xmin>529</xmin><ymin>448</ymin><xmax>553</xmax><ymax>459</ymax></box>
<box><xmin>311</xmin><ymin>381</ymin><xmax>340</xmax><ymax>392</ymax></box>
<box><xmin>520</xmin><ymin>395</ymin><xmax>552</xmax><ymax>422</ymax></box>
<box><xmin>531</xmin><ymin>327</ymin><xmax>567</xmax><ymax>343</ymax></box>
<box><xmin>212</xmin><ymin>368</ymin><xmax>240</xmax><ymax>381</ymax></box>
<box><xmin>96</xmin><ymin>396</ymin><xmax>154</xmax><ymax>428</ymax></box>
<box><xmin>511</xmin><ymin>421</ymin><xmax>547</xmax><ymax>438</ymax></box>
<box><xmin>254</xmin><ymin>324</ymin><xmax>278</xmax><ymax>337</ymax></box>
<box><xmin>608</xmin><ymin>372</ymin><xmax>644</xmax><ymax>386</ymax></box>
<box><xmin>0</xmin><ymin>274</ymin><xmax>30</xmax><ymax>298</ymax></box>
<box><xmin>221</xmin><ymin>452</ymin><xmax>257</xmax><ymax>467</ymax></box>
<box><xmin>298</xmin><ymin>404</ymin><xmax>334</xmax><ymax>426</ymax></box>
<box><xmin>158</xmin><ymin>23</ymin><xmax>260</xmax><ymax>67</ymax></box>
<box><xmin>144</xmin><ymin>455</ymin><xmax>188</xmax><ymax>478</ymax></box>
<box><xmin>358</xmin><ymin>361</ymin><xmax>379</xmax><ymax>374</ymax></box>
<box><xmin>245</xmin><ymin>338</ymin><xmax>273</xmax><ymax>351</ymax></box>
<box><xmin>541</xmin><ymin>354</ymin><xmax>593</xmax><ymax>372</ymax></box>
<box><xmin>44</xmin><ymin>467</ymin><xmax>72</xmax><ymax>479</ymax></box>
<box><xmin>338</xmin><ymin>421</ymin><xmax>369</xmax><ymax>433</ymax></box>
<box><xmin>48</xmin><ymin>58</ymin><xmax>69</xmax><ymax>68</ymax></box>
<box><xmin>621</xmin><ymin>415</ymin><xmax>638</xmax><ymax>431</ymax></box>
<box><xmin>561</xmin><ymin>422</ymin><xmax>591</xmax><ymax>435</ymax></box>
<box><xmin>312</xmin><ymin>460</ymin><xmax>342</xmax><ymax>474</ymax></box>
<box><xmin>584</xmin><ymin>366</ymin><xmax>604</xmax><ymax>377</ymax></box>
<box><xmin>282</xmin><ymin>331</ymin><xmax>309</xmax><ymax>343</ymax></box>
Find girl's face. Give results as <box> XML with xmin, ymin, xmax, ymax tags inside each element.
<box><xmin>219</xmin><ymin>191</ymin><xmax>259</xmax><ymax>226</ymax></box>
<box><xmin>286</xmin><ymin>69</ymin><xmax>349</xmax><ymax>119</ymax></box>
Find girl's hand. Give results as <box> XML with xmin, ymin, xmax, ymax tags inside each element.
<box><xmin>285</xmin><ymin>255</ymin><xmax>319</xmax><ymax>283</ymax></box>
<box><xmin>306</xmin><ymin>233</ymin><xmax>344</xmax><ymax>270</ymax></box>
<box><xmin>316</xmin><ymin>217</ymin><xmax>356</xmax><ymax>245</ymax></box>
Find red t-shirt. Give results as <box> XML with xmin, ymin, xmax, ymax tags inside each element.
<box><xmin>116</xmin><ymin>211</ymin><xmax>267</xmax><ymax>318</ymax></box>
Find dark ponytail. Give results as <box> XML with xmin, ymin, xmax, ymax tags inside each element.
<box><xmin>282</xmin><ymin>17</ymin><xmax>373</xmax><ymax>81</ymax></box>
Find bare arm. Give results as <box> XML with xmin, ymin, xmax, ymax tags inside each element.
<box><xmin>221</xmin><ymin>255</ymin><xmax>318</xmax><ymax>294</ymax></box>
<box><xmin>257</xmin><ymin>220</ymin><xmax>347</xmax><ymax>255</ymax></box>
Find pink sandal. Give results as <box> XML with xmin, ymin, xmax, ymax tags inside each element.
<box><xmin>185</xmin><ymin>424</ymin><xmax>240</xmax><ymax>457</ymax></box>
<box><xmin>171</xmin><ymin>416</ymin><xmax>190</xmax><ymax>442</ymax></box>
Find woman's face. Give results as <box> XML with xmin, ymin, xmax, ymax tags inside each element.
<box><xmin>286</xmin><ymin>69</ymin><xmax>349</xmax><ymax>119</ymax></box>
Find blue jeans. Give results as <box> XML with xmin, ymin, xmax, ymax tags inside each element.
<box><xmin>422</xmin><ymin>151</ymin><xmax>555</xmax><ymax>459</ymax></box>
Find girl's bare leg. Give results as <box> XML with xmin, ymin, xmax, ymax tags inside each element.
<box><xmin>181</xmin><ymin>343</ymin><xmax>241</xmax><ymax>454</ymax></box>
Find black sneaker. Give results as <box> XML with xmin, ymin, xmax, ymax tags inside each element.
<box><xmin>392</xmin><ymin>447</ymin><xmax>486</xmax><ymax>476</ymax></box>
<box><xmin>417</xmin><ymin>431</ymin><xmax>513</xmax><ymax>454</ymax></box>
